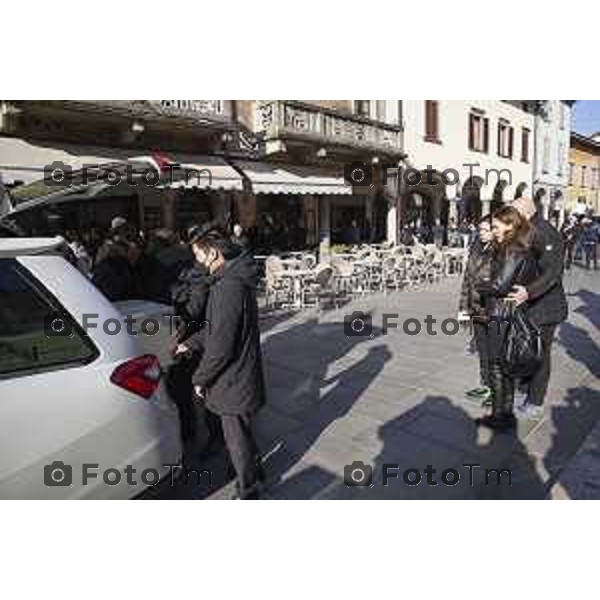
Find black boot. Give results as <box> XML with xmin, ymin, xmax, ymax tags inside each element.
<box><xmin>476</xmin><ymin>364</ymin><xmax>516</xmax><ymax>432</ymax></box>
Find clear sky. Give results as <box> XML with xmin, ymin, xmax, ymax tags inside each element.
<box><xmin>573</xmin><ymin>100</ymin><xmax>600</xmax><ymax>135</ymax></box>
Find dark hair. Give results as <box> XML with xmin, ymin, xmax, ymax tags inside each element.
<box><xmin>478</xmin><ymin>214</ymin><xmax>492</xmax><ymax>227</ymax></box>
<box><xmin>492</xmin><ymin>205</ymin><xmax>531</xmax><ymax>251</ymax></box>
<box><xmin>190</xmin><ymin>224</ymin><xmax>240</xmax><ymax>260</ymax></box>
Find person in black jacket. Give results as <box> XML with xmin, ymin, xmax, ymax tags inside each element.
<box><xmin>475</xmin><ymin>206</ymin><xmax>537</xmax><ymax>431</ymax></box>
<box><xmin>166</xmin><ymin>262</ymin><xmax>216</xmax><ymax>449</ymax></box>
<box><xmin>176</xmin><ymin>223</ymin><xmax>266</xmax><ymax>499</ymax></box>
<box><xmin>91</xmin><ymin>239</ymin><xmax>135</xmax><ymax>301</ymax></box>
<box><xmin>458</xmin><ymin>215</ymin><xmax>494</xmax><ymax>403</ymax></box>
<box><xmin>508</xmin><ymin>197</ymin><xmax>568</xmax><ymax>419</ymax></box>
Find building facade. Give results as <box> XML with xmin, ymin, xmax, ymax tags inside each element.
<box><xmin>236</xmin><ymin>100</ymin><xmax>404</xmax><ymax>254</ymax></box>
<box><xmin>568</xmin><ymin>132</ymin><xmax>600</xmax><ymax>216</ymax></box>
<box><xmin>533</xmin><ymin>100</ymin><xmax>574</xmax><ymax>224</ymax></box>
<box><xmin>0</xmin><ymin>100</ymin><xmax>405</xmax><ymax>254</ymax></box>
<box><xmin>401</xmin><ymin>100</ymin><xmax>536</xmax><ymax>228</ymax></box>
<box><xmin>0</xmin><ymin>100</ymin><xmax>244</xmax><ymax>234</ymax></box>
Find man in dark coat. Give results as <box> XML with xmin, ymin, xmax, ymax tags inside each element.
<box><xmin>177</xmin><ymin>223</ymin><xmax>266</xmax><ymax>499</ymax></box>
<box><xmin>508</xmin><ymin>197</ymin><xmax>568</xmax><ymax>419</ymax></box>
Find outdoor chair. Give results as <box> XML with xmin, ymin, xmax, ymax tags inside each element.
<box><xmin>265</xmin><ymin>256</ymin><xmax>294</xmax><ymax>308</ymax></box>
<box><xmin>301</xmin><ymin>264</ymin><xmax>339</xmax><ymax>309</ymax></box>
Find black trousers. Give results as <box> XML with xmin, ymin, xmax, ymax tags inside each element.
<box><xmin>583</xmin><ymin>243</ymin><xmax>598</xmax><ymax>270</ymax></box>
<box><xmin>217</xmin><ymin>411</ymin><xmax>262</xmax><ymax>499</ymax></box>
<box><xmin>166</xmin><ymin>356</ymin><xmax>222</xmax><ymax>446</ymax></box>
<box><xmin>522</xmin><ymin>324</ymin><xmax>557</xmax><ymax>407</ymax></box>
<box><xmin>473</xmin><ymin>321</ymin><xmax>491</xmax><ymax>388</ymax></box>
<box><xmin>564</xmin><ymin>242</ymin><xmax>574</xmax><ymax>270</ymax></box>
<box><xmin>480</xmin><ymin>319</ymin><xmax>514</xmax><ymax>416</ymax></box>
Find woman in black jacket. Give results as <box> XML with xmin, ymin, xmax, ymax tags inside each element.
<box><xmin>474</xmin><ymin>206</ymin><xmax>537</xmax><ymax>431</ymax></box>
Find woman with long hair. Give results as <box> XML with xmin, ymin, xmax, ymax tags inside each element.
<box><xmin>474</xmin><ymin>205</ymin><xmax>537</xmax><ymax>431</ymax></box>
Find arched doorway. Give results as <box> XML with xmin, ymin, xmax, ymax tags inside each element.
<box><xmin>491</xmin><ymin>180</ymin><xmax>508</xmax><ymax>214</ymax></box>
<box><xmin>514</xmin><ymin>182</ymin><xmax>528</xmax><ymax>199</ymax></box>
<box><xmin>462</xmin><ymin>176</ymin><xmax>483</xmax><ymax>223</ymax></box>
<box><xmin>401</xmin><ymin>170</ymin><xmax>447</xmax><ymax>232</ymax></box>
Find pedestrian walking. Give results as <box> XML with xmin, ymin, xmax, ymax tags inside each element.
<box><xmin>458</xmin><ymin>215</ymin><xmax>494</xmax><ymax>404</ymax></box>
<box><xmin>176</xmin><ymin>223</ymin><xmax>266</xmax><ymax>499</ymax></box>
<box><xmin>508</xmin><ymin>196</ymin><xmax>568</xmax><ymax>420</ymax></box>
<box><xmin>560</xmin><ymin>216</ymin><xmax>578</xmax><ymax>270</ymax></box>
<box><xmin>580</xmin><ymin>218</ymin><xmax>599</xmax><ymax>270</ymax></box>
<box><xmin>474</xmin><ymin>206</ymin><xmax>537</xmax><ymax>431</ymax></box>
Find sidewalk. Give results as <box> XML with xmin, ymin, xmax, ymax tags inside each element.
<box><xmin>191</xmin><ymin>267</ymin><xmax>600</xmax><ymax>500</ymax></box>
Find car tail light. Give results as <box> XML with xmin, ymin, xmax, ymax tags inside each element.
<box><xmin>110</xmin><ymin>354</ymin><xmax>162</xmax><ymax>399</ymax></box>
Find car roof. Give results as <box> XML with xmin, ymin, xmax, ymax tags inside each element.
<box><xmin>0</xmin><ymin>236</ymin><xmax>65</xmax><ymax>258</ymax></box>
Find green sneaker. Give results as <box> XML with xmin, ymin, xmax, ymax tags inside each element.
<box><xmin>465</xmin><ymin>386</ymin><xmax>491</xmax><ymax>399</ymax></box>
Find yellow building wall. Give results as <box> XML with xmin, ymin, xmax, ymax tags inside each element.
<box><xmin>568</xmin><ymin>144</ymin><xmax>600</xmax><ymax>214</ymax></box>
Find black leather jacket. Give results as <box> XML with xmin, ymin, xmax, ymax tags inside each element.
<box><xmin>476</xmin><ymin>246</ymin><xmax>537</xmax><ymax>319</ymax></box>
<box><xmin>459</xmin><ymin>239</ymin><xmax>493</xmax><ymax>317</ymax></box>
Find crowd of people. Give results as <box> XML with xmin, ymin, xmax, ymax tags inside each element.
<box><xmin>560</xmin><ymin>215</ymin><xmax>600</xmax><ymax>270</ymax></box>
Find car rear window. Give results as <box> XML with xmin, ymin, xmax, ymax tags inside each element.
<box><xmin>0</xmin><ymin>258</ymin><xmax>98</xmax><ymax>379</ymax></box>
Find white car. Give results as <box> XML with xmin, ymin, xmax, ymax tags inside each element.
<box><xmin>0</xmin><ymin>237</ymin><xmax>182</xmax><ymax>499</ymax></box>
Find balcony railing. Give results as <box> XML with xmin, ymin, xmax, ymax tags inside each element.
<box><xmin>256</xmin><ymin>100</ymin><xmax>403</xmax><ymax>155</ymax></box>
<box><xmin>11</xmin><ymin>100</ymin><xmax>232</xmax><ymax>127</ymax></box>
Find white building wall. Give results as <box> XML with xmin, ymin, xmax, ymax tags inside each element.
<box><xmin>402</xmin><ymin>100</ymin><xmax>535</xmax><ymax>205</ymax></box>
<box><xmin>533</xmin><ymin>100</ymin><xmax>572</xmax><ymax>220</ymax></box>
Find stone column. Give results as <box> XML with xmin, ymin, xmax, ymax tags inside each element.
<box><xmin>387</xmin><ymin>199</ymin><xmax>398</xmax><ymax>245</ymax></box>
<box><xmin>319</xmin><ymin>195</ymin><xmax>332</xmax><ymax>261</ymax></box>
<box><xmin>481</xmin><ymin>199</ymin><xmax>491</xmax><ymax>217</ymax></box>
<box><xmin>162</xmin><ymin>189</ymin><xmax>176</xmax><ymax>230</ymax></box>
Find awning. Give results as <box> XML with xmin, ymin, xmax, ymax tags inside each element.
<box><xmin>0</xmin><ymin>136</ymin><xmax>138</xmax><ymax>186</ymax></box>
<box><xmin>234</xmin><ymin>160</ymin><xmax>351</xmax><ymax>195</ymax></box>
<box><xmin>164</xmin><ymin>153</ymin><xmax>243</xmax><ymax>191</ymax></box>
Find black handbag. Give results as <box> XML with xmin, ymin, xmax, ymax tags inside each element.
<box><xmin>501</xmin><ymin>302</ymin><xmax>544</xmax><ymax>378</ymax></box>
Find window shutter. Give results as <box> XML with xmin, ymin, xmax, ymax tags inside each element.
<box><xmin>468</xmin><ymin>114</ymin><xmax>474</xmax><ymax>150</ymax></box>
<box><xmin>509</xmin><ymin>127</ymin><xmax>514</xmax><ymax>158</ymax></box>
<box><xmin>497</xmin><ymin>125</ymin><xmax>502</xmax><ymax>156</ymax></box>
<box><xmin>432</xmin><ymin>101</ymin><xmax>439</xmax><ymax>139</ymax></box>
<box><xmin>483</xmin><ymin>118</ymin><xmax>489</xmax><ymax>153</ymax></box>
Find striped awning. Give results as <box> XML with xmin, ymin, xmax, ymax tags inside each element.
<box><xmin>234</xmin><ymin>160</ymin><xmax>351</xmax><ymax>195</ymax></box>
<box><xmin>164</xmin><ymin>153</ymin><xmax>243</xmax><ymax>191</ymax></box>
